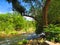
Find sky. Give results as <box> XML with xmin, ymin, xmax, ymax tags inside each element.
<box><xmin>0</xmin><ymin>0</ymin><xmax>42</xmax><ymax>14</ymax></box>
<box><xmin>0</xmin><ymin>0</ymin><xmax>30</xmax><ymax>14</ymax></box>
<box><xmin>0</xmin><ymin>0</ymin><xmax>12</xmax><ymax>13</ymax></box>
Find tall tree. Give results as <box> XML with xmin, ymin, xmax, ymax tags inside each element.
<box><xmin>6</xmin><ymin>0</ymin><xmax>51</xmax><ymax>34</ymax></box>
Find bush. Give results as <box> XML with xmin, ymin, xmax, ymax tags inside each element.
<box><xmin>0</xmin><ymin>13</ymin><xmax>25</xmax><ymax>31</ymax></box>
<box><xmin>18</xmin><ymin>39</ymin><xmax>28</xmax><ymax>45</ymax></box>
<box><xmin>0</xmin><ymin>13</ymin><xmax>36</xmax><ymax>34</ymax></box>
<box><xmin>44</xmin><ymin>24</ymin><xmax>60</xmax><ymax>42</ymax></box>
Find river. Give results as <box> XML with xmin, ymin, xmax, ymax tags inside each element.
<box><xmin>0</xmin><ymin>33</ymin><xmax>45</xmax><ymax>45</ymax></box>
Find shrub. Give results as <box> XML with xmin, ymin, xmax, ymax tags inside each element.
<box><xmin>18</xmin><ymin>39</ymin><xmax>28</xmax><ymax>45</ymax></box>
<box><xmin>44</xmin><ymin>24</ymin><xmax>60</xmax><ymax>42</ymax></box>
<box><xmin>0</xmin><ymin>13</ymin><xmax>25</xmax><ymax>31</ymax></box>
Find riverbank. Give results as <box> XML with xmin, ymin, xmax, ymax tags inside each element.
<box><xmin>0</xmin><ymin>32</ymin><xmax>60</xmax><ymax>45</ymax></box>
<box><xmin>18</xmin><ymin>39</ymin><xmax>60</xmax><ymax>45</ymax></box>
<box><xmin>0</xmin><ymin>28</ymin><xmax>35</xmax><ymax>38</ymax></box>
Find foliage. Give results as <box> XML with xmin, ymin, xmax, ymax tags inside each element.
<box><xmin>0</xmin><ymin>13</ymin><xmax>25</xmax><ymax>31</ymax></box>
<box><xmin>44</xmin><ymin>24</ymin><xmax>60</xmax><ymax>42</ymax></box>
<box><xmin>18</xmin><ymin>39</ymin><xmax>28</xmax><ymax>45</ymax></box>
<box><xmin>48</xmin><ymin>0</ymin><xmax>60</xmax><ymax>24</ymax></box>
<box><xmin>35</xmin><ymin>0</ymin><xmax>60</xmax><ymax>34</ymax></box>
<box><xmin>0</xmin><ymin>13</ymin><xmax>35</xmax><ymax>34</ymax></box>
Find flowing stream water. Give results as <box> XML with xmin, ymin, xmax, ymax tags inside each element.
<box><xmin>0</xmin><ymin>33</ymin><xmax>45</xmax><ymax>45</ymax></box>
<box><xmin>0</xmin><ymin>33</ymin><xmax>36</xmax><ymax>45</ymax></box>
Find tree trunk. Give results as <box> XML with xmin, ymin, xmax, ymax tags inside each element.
<box><xmin>35</xmin><ymin>0</ymin><xmax>51</xmax><ymax>34</ymax></box>
<box><xmin>42</xmin><ymin>0</ymin><xmax>51</xmax><ymax>27</ymax></box>
<box><xmin>35</xmin><ymin>21</ymin><xmax>43</xmax><ymax>34</ymax></box>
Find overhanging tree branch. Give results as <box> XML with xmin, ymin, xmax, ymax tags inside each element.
<box><xmin>22</xmin><ymin>14</ymin><xmax>37</xmax><ymax>20</ymax></box>
<box><xmin>7</xmin><ymin>0</ymin><xmax>25</xmax><ymax>15</ymax></box>
<box><xmin>23</xmin><ymin>15</ymin><xmax>34</xmax><ymax>18</ymax></box>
